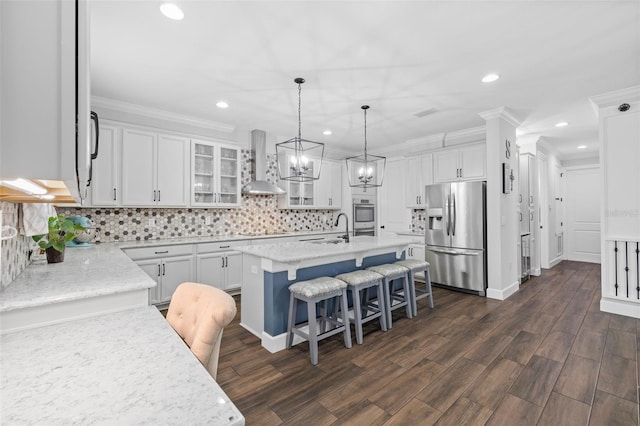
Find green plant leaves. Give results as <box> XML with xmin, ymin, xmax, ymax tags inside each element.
<box><xmin>34</xmin><ymin>215</ymin><xmax>88</xmax><ymax>253</ymax></box>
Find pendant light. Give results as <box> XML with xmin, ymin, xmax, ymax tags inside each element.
<box><xmin>346</xmin><ymin>105</ymin><xmax>386</xmax><ymax>191</ymax></box>
<box><xmin>276</xmin><ymin>78</ymin><xmax>324</xmax><ymax>182</ymax></box>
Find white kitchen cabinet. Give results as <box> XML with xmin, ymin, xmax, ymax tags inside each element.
<box><xmin>191</xmin><ymin>140</ymin><xmax>241</xmax><ymax>207</ymax></box>
<box><xmin>126</xmin><ymin>245</ymin><xmax>195</xmax><ymax>305</ymax></box>
<box><xmin>405</xmin><ymin>154</ymin><xmax>433</xmax><ymax>208</ymax></box>
<box><xmin>315</xmin><ymin>160</ymin><xmax>343</xmax><ymax>209</ymax></box>
<box><xmin>0</xmin><ymin>0</ymin><xmax>91</xmax><ymax>203</ymax></box>
<box><xmin>196</xmin><ymin>241</ymin><xmax>245</xmax><ymax>292</ymax></box>
<box><xmin>121</xmin><ymin>129</ymin><xmax>189</xmax><ymax>207</ymax></box>
<box><xmin>433</xmin><ymin>144</ymin><xmax>486</xmax><ymax>183</ymax></box>
<box><xmin>91</xmin><ymin>124</ymin><xmax>119</xmax><ymax>206</ymax></box>
<box><xmin>408</xmin><ymin>243</ymin><xmax>426</xmax><ymax>282</ymax></box>
<box><xmin>278</xmin><ymin>158</ymin><xmax>317</xmax><ymax>208</ymax></box>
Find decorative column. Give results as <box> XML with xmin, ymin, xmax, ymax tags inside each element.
<box><xmin>590</xmin><ymin>86</ymin><xmax>640</xmax><ymax>319</ymax></box>
<box><xmin>479</xmin><ymin>107</ymin><xmax>522</xmax><ymax>300</ymax></box>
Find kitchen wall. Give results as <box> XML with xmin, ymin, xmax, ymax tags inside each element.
<box><xmin>0</xmin><ymin>202</ymin><xmax>32</xmax><ymax>289</ymax></box>
<box><xmin>58</xmin><ymin>152</ymin><xmax>336</xmax><ymax>243</ymax></box>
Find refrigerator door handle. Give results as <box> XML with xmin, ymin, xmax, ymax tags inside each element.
<box><xmin>444</xmin><ymin>194</ymin><xmax>450</xmax><ymax>236</ymax></box>
<box><xmin>452</xmin><ymin>193</ymin><xmax>456</xmax><ymax>236</ymax></box>
<box><xmin>428</xmin><ymin>247</ymin><xmax>482</xmax><ymax>256</ymax></box>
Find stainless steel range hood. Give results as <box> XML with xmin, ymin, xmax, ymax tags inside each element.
<box><xmin>241</xmin><ymin>130</ymin><xmax>286</xmax><ymax>195</ymax></box>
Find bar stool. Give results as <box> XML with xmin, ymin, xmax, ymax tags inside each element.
<box><xmin>366</xmin><ymin>264</ymin><xmax>412</xmax><ymax>328</ymax></box>
<box><xmin>335</xmin><ymin>270</ymin><xmax>387</xmax><ymax>345</ymax></box>
<box><xmin>286</xmin><ymin>276</ymin><xmax>352</xmax><ymax>365</ymax></box>
<box><xmin>395</xmin><ymin>259</ymin><xmax>434</xmax><ymax>316</ymax></box>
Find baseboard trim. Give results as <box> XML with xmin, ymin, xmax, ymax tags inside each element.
<box><xmin>549</xmin><ymin>256</ymin><xmax>563</xmax><ymax>268</ymax></box>
<box><xmin>261</xmin><ymin>331</ymin><xmax>305</xmax><ymax>353</ymax></box>
<box><xmin>531</xmin><ymin>267</ymin><xmax>541</xmax><ymax>276</ymax></box>
<box><xmin>487</xmin><ymin>280</ymin><xmax>520</xmax><ymax>300</ymax></box>
<box><xmin>600</xmin><ymin>298</ymin><xmax>640</xmax><ymax>319</ymax></box>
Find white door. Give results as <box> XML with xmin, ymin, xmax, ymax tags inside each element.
<box><xmin>156</xmin><ymin>134</ymin><xmax>188</xmax><ymax>207</ymax></box>
<box><xmin>433</xmin><ymin>150</ymin><xmax>459</xmax><ymax>183</ymax></box>
<box><xmin>121</xmin><ymin>129</ymin><xmax>155</xmax><ymax>206</ymax></box>
<box><xmin>196</xmin><ymin>253</ymin><xmax>225</xmax><ymax>290</ymax></box>
<box><xmin>225</xmin><ymin>252</ymin><xmax>243</xmax><ymax>290</ymax></box>
<box><xmin>405</xmin><ymin>157</ymin><xmax>421</xmax><ymax>207</ymax></box>
<box><xmin>565</xmin><ymin>167</ymin><xmax>601</xmax><ymax>263</ymax></box>
<box><xmin>91</xmin><ymin>124</ymin><xmax>119</xmax><ymax>206</ymax></box>
<box><xmin>379</xmin><ymin>158</ymin><xmax>410</xmax><ymax>236</ymax></box>
<box><xmin>459</xmin><ymin>145</ymin><xmax>486</xmax><ymax>180</ymax></box>
<box><xmin>160</xmin><ymin>255</ymin><xmax>194</xmax><ymax>302</ymax></box>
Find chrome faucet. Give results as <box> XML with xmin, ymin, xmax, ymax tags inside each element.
<box><xmin>335</xmin><ymin>213</ymin><xmax>350</xmax><ymax>243</ymax></box>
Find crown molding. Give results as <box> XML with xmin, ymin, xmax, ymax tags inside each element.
<box><xmin>589</xmin><ymin>85</ymin><xmax>640</xmax><ymax>116</ymax></box>
<box><xmin>478</xmin><ymin>107</ymin><xmax>522</xmax><ymax>127</ymax></box>
<box><xmin>443</xmin><ymin>125</ymin><xmax>486</xmax><ymax>146</ymax></box>
<box><xmin>91</xmin><ymin>97</ymin><xmax>236</xmax><ymax>133</ymax></box>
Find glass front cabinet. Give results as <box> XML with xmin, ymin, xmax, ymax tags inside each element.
<box><xmin>277</xmin><ymin>157</ymin><xmax>317</xmax><ymax>208</ymax></box>
<box><xmin>191</xmin><ymin>139</ymin><xmax>241</xmax><ymax>207</ymax></box>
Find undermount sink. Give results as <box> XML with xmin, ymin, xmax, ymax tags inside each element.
<box><xmin>311</xmin><ymin>238</ymin><xmax>347</xmax><ymax>244</ymax></box>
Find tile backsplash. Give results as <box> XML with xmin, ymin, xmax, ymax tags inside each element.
<box><xmin>411</xmin><ymin>209</ymin><xmax>426</xmax><ymax>233</ymax></box>
<box><xmin>58</xmin><ymin>152</ymin><xmax>336</xmax><ymax>243</ymax></box>
<box><xmin>1</xmin><ymin>202</ymin><xmax>33</xmax><ymax>289</ymax></box>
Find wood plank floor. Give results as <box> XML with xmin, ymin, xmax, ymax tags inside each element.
<box><xmin>215</xmin><ymin>261</ymin><xmax>640</xmax><ymax>425</ymax></box>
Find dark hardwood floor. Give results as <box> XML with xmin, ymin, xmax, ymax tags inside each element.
<box><xmin>216</xmin><ymin>261</ymin><xmax>640</xmax><ymax>425</ymax></box>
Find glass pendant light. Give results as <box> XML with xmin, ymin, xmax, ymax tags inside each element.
<box><xmin>346</xmin><ymin>105</ymin><xmax>386</xmax><ymax>191</ymax></box>
<box><xmin>276</xmin><ymin>78</ymin><xmax>324</xmax><ymax>182</ymax></box>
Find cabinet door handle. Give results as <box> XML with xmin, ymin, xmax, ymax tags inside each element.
<box><xmin>158</xmin><ymin>190</ymin><xmax>161</xmax><ymax>202</ymax></box>
<box><xmin>416</xmin><ymin>196</ymin><xmax>419</xmax><ymax>205</ymax></box>
<box><xmin>221</xmin><ymin>257</ymin><xmax>225</xmax><ymax>268</ymax></box>
<box><xmin>519</xmin><ymin>194</ymin><xmax>522</xmax><ymax>203</ymax></box>
<box><xmin>153</xmin><ymin>190</ymin><xmax>156</xmax><ymax>202</ymax></box>
<box><xmin>154</xmin><ymin>250</ymin><xmax>169</xmax><ymax>254</ymax></box>
<box><xmin>519</xmin><ymin>212</ymin><xmax>523</xmax><ymax>222</ymax></box>
<box><xmin>530</xmin><ymin>212</ymin><xmax>534</xmax><ymax>221</ymax></box>
<box><xmin>162</xmin><ymin>263</ymin><xmax>166</xmax><ymax>276</ymax></box>
<box><xmin>219</xmin><ymin>245</ymin><xmax>230</xmax><ymax>249</ymax></box>
<box><xmin>113</xmin><ymin>188</ymin><xmax>117</xmax><ymax>201</ymax></box>
<box><xmin>157</xmin><ymin>264</ymin><xmax>161</xmax><ymax>277</ymax></box>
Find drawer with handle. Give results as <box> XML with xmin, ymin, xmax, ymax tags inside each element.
<box><xmin>196</xmin><ymin>240</ymin><xmax>248</xmax><ymax>254</ymax></box>
<box><xmin>124</xmin><ymin>244</ymin><xmax>194</xmax><ymax>260</ymax></box>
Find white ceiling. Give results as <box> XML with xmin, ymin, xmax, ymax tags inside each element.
<box><xmin>90</xmin><ymin>1</ymin><xmax>640</xmax><ymax>160</ymax></box>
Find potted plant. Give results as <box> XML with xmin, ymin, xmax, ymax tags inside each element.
<box><xmin>32</xmin><ymin>215</ymin><xmax>86</xmax><ymax>264</ymax></box>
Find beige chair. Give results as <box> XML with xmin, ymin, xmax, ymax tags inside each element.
<box><xmin>166</xmin><ymin>282</ymin><xmax>237</xmax><ymax>380</ymax></box>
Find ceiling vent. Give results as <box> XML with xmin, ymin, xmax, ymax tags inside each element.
<box><xmin>413</xmin><ymin>107</ymin><xmax>437</xmax><ymax>118</ymax></box>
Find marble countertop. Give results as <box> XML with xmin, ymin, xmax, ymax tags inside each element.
<box><xmin>0</xmin><ymin>230</ymin><xmax>342</xmax><ymax>312</ymax></box>
<box><xmin>236</xmin><ymin>235</ymin><xmax>414</xmax><ymax>263</ymax></box>
<box><xmin>0</xmin><ymin>243</ymin><xmax>156</xmax><ymax>312</ymax></box>
<box><xmin>0</xmin><ymin>306</ymin><xmax>244</xmax><ymax>425</ymax></box>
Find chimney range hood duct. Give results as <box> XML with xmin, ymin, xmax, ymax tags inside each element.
<box><xmin>241</xmin><ymin>130</ymin><xmax>286</xmax><ymax>195</ymax></box>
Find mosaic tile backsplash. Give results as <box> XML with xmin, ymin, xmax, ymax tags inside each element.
<box><xmin>411</xmin><ymin>209</ymin><xmax>426</xmax><ymax>233</ymax></box>
<box><xmin>58</xmin><ymin>152</ymin><xmax>337</xmax><ymax>243</ymax></box>
<box><xmin>1</xmin><ymin>202</ymin><xmax>33</xmax><ymax>289</ymax></box>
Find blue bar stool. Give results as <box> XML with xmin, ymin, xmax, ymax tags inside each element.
<box><xmin>335</xmin><ymin>270</ymin><xmax>387</xmax><ymax>345</ymax></box>
<box><xmin>286</xmin><ymin>277</ymin><xmax>352</xmax><ymax>365</ymax></box>
<box><xmin>366</xmin><ymin>264</ymin><xmax>412</xmax><ymax>328</ymax></box>
<box><xmin>395</xmin><ymin>259</ymin><xmax>434</xmax><ymax>316</ymax></box>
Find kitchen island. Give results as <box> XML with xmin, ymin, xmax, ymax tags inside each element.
<box><xmin>0</xmin><ymin>306</ymin><xmax>244</xmax><ymax>425</ymax></box>
<box><xmin>236</xmin><ymin>235</ymin><xmax>413</xmax><ymax>352</ymax></box>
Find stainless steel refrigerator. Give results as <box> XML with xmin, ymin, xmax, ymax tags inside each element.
<box><xmin>425</xmin><ymin>181</ymin><xmax>487</xmax><ymax>296</ymax></box>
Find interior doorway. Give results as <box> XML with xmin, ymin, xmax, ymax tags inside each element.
<box><xmin>564</xmin><ymin>166</ymin><xmax>601</xmax><ymax>263</ymax></box>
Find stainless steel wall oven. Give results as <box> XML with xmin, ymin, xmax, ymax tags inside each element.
<box><xmin>352</xmin><ymin>197</ymin><xmax>376</xmax><ymax>236</ymax></box>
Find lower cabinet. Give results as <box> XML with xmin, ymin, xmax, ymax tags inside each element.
<box><xmin>136</xmin><ymin>255</ymin><xmax>194</xmax><ymax>305</ymax></box>
<box><xmin>196</xmin><ymin>251</ymin><xmax>243</xmax><ymax>291</ymax></box>
<box><xmin>407</xmin><ymin>243</ymin><xmax>426</xmax><ymax>282</ymax></box>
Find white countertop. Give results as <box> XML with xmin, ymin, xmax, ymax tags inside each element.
<box><xmin>0</xmin><ymin>230</ymin><xmax>342</xmax><ymax>313</ymax></box>
<box><xmin>236</xmin><ymin>235</ymin><xmax>414</xmax><ymax>263</ymax></box>
<box><xmin>0</xmin><ymin>306</ymin><xmax>244</xmax><ymax>425</ymax></box>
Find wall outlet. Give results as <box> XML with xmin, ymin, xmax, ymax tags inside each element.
<box><xmin>205</xmin><ymin>216</ymin><xmax>212</xmax><ymax>226</ymax></box>
<box><xmin>148</xmin><ymin>218</ymin><xmax>155</xmax><ymax>227</ymax></box>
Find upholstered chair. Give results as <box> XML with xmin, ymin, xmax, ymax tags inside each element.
<box><xmin>166</xmin><ymin>282</ymin><xmax>237</xmax><ymax>380</ymax></box>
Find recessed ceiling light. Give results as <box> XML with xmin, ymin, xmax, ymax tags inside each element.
<box><xmin>216</xmin><ymin>101</ymin><xmax>228</xmax><ymax>109</ymax></box>
<box><xmin>323</xmin><ymin>130</ymin><xmax>332</xmax><ymax>136</ymax></box>
<box><xmin>481</xmin><ymin>73</ymin><xmax>500</xmax><ymax>83</ymax></box>
<box><xmin>555</xmin><ymin>121</ymin><xmax>569</xmax><ymax>127</ymax></box>
<box><xmin>160</xmin><ymin>3</ymin><xmax>184</xmax><ymax>20</ymax></box>
<box><xmin>577</xmin><ymin>145</ymin><xmax>587</xmax><ymax>149</ymax></box>
<box><xmin>515</xmin><ymin>129</ymin><xmax>524</xmax><ymax>136</ymax></box>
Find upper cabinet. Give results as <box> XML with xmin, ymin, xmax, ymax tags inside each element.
<box><xmin>405</xmin><ymin>154</ymin><xmax>433</xmax><ymax>208</ymax></box>
<box><xmin>433</xmin><ymin>144</ymin><xmax>486</xmax><ymax>183</ymax></box>
<box><xmin>278</xmin><ymin>159</ymin><xmax>343</xmax><ymax>209</ymax></box>
<box><xmin>91</xmin><ymin>124</ymin><xmax>119</xmax><ymax>206</ymax></box>
<box><xmin>121</xmin><ymin>128</ymin><xmax>189</xmax><ymax>207</ymax></box>
<box><xmin>191</xmin><ymin>139</ymin><xmax>241</xmax><ymax>208</ymax></box>
<box><xmin>277</xmin><ymin>158</ymin><xmax>318</xmax><ymax>208</ymax></box>
<box><xmin>315</xmin><ymin>160</ymin><xmax>343</xmax><ymax>209</ymax></box>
